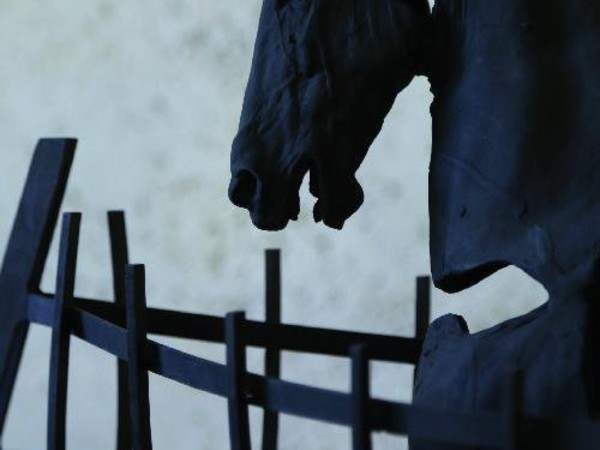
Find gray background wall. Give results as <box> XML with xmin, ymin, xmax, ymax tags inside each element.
<box><xmin>0</xmin><ymin>1</ymin><xmax>546</xmax><ymax>448</ymax></box>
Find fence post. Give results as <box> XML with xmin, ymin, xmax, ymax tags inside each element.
<box><xmin>108</xmin><ymin>211</ymin><xmax>131</xmax><ymax>450</ymax></box>
<box><xmin>262</xmin><ymin>249</ymin><xmax>281</xmax><ymax>450</ymax></box>
<box><xmin>0</xmin><ymin>139</ymin><xmax>76</xmax><ymax>443</ymax></box>
<box><xmin>47</xmin><ymin>213</ymin><xmax>81</xmax><ymax>450</ymax></box>
<box><xmin>125</xmin><ymin>265</ymin><xmax>153</xmax><ymax>450</ymax></box>
<box><xmin>414</xmin><ymin>276</ymin><xmax>431</xmax><ymax>385</ymax></box>
<box><xmin>351</xmin><ymin>344</ymin><xmax>372</xmax><ymax>450</ymax></box>
<box><xmin>503</xmin><ymin>366</ymin><xmax>523</xmax><ymax>450</ymax></box>
<box><xmin>226</xmin><ymin>311</ymin><xmax>252</xmax><ymax>450</ymax></box>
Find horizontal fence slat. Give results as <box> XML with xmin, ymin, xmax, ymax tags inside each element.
<box><xmin>26</xmin><ymin>291</ymin><xmax>600</xmax><ymax>448</ymax></box>
<box><xmin>146</xmin><ymin>340</ymin><xmax>228</xmax><ymax>396</ymax></box>
<box><xmin>28</xmin><ymin>293</ymin><xmax>422</xmax><ymax>363</ymax></box>
<box><xmin>29</xmin><ymin>294</ymin><xmax>229</xmax><ymax>396</ymax></box>
<box><xmin>249</xmin><ymin>374</ymin><xmax>351</xmax><ymax>426</ymax></box>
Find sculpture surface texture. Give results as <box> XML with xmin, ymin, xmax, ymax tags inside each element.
<box><xmin>229</xmin><ymin>0</ymin><xmax>600</xmax><ymax>448</ymax></box>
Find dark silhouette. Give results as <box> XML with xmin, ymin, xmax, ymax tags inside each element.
<box><xmin>229</xmin><ymin>1</ymin><xmax>600</xmax><ymax>448</ymax></box>
<box><xmin>229</xmin><ymin>0</ymin><xmax>430</xmax><ymax>230</ymax></box>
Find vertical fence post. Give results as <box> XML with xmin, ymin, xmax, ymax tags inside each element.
<box><xmin>350</xmin><ymin>344</ymin><xmax>372</xmax><ymax>450</ymax></box>
<box><xmin>226</xmin><ymin>311</ymin><xmax>251</xmax><ymax>450</ymax></box>
<box><xmin>125</xmin><ymin>265</ymin><xmax>153</xmax><ymax>450</ymax></box>
<box><xmin>108</xmin><ymin>211</ymin><xmax>131</xmax><ymax>450</ymax></box>
<box><xmin>262</xmin><ymin>249</ymin><xmax>281</xmax><ymax>450</ymax></box>
<box><xmin>47</xmin><ymin>213</ymin><xmax>81</xmax><ymax>450</ymax></box>
<box><xmin>503</xmin><ymin>366</ymin><xmax>523</xmax><ymax>450</ymax></box>
<box><xmin>414</xmin><ymin>276</ymin><xmax>431</xmax><ymax>385</ymax></box>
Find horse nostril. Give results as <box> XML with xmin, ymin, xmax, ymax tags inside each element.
<box><xmin>229</xmin><ymin>170</ymin><xmax>259</xmax><ymax>209</ymax></box>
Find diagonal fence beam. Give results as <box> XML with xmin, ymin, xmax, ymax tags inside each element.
<box><xmin>0</xmin><ymin>138</ymin><xmax>76</xmax><ymax>442</ymax></box>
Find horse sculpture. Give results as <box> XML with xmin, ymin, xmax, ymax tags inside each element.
<box><xmin>229</xmin><ymin>0</ymin><xmax>600</xmax><ymax>448</ymax></box>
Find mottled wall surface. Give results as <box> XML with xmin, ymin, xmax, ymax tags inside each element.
<box><xmin>0</xmin><ymin>1</ymin><xmax>546</xmax><ymax>449</ymax></box>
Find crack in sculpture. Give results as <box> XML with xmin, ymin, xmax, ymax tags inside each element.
<box><xmin>229</xmin><ymin>0</ymin><xmax>600</xmax><ymax>448</ymax></box>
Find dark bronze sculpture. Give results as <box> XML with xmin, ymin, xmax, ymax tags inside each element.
<box><xmin>229</xmin><ymin>0</ymin><xmax>430</xmax><ymax>230</ymax></box>
<box><xmin>229</xmin><ymin>0</ymin><xmax>600</xmax><ymax>447</ymax></box>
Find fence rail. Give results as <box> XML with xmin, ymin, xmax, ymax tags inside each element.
<box><xmin>1</xmin><ymin>139</ymin><xmax>599</xmax><ymax>450</ymax></box>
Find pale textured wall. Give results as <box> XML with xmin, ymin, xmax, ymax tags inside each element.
<box><xmin>0</xmin><ymin>1</ymin><xmax>547</xmax><ymax>449</ymax></box>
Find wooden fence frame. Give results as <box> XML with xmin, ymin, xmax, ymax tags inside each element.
<box><xmin>0</xmin><ymin>139</ymin><xmax>597</xmax><ymax>450</ymax></box>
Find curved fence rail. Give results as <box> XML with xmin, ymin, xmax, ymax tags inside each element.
<box><xmin>1</xmin><ymin>139</ymin><xmax>599</xmax><ymax>450</ymax></box>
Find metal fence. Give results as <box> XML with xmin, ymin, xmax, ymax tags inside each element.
<box><xmin>1</xmin><ymin>139</ymin><xmax>599</xmax><ymax>450</ymax></box>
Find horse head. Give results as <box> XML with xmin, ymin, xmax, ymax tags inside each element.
<box><xmin>229</xmin><ymin>0</ymin><xmax>430</xmax><ymax>230</ymax></box>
